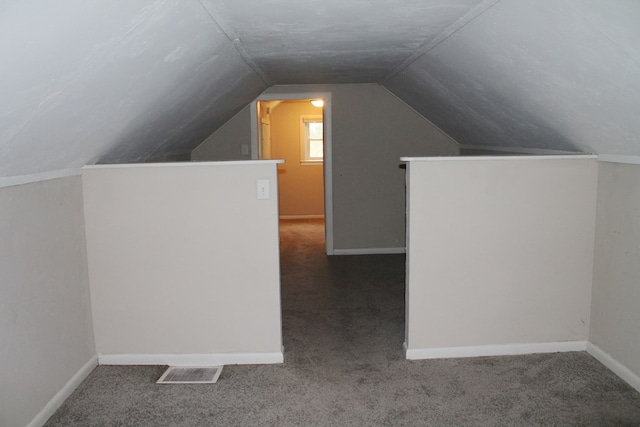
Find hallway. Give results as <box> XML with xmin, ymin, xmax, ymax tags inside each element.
<box><xmin>45</xmin><ymin>220</ymin><xmax>640</xmax><ymax>426</ymax></box>
<box><xmin>278</xmin><ymin>218</ymin><xmax>406</xmax><ymax>368</ymax></box>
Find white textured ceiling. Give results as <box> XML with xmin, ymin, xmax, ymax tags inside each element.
<box><xmin>199</xmin><ymin>0</ymin><xmax>491</xmax><ymax>84</ymax></box>
<box><xmin>385</xmin><ymin>0</ymin><xmax>640</xmax><ymax>155</ymax></box>
<box><xmin>0</xmin><ymin>0</ymin><xmax>266</xmax><ymax>176</ymax></box>
<box><xmin>1</xmin><ymin>0</ymin><xmax>640</xmax><ymax>177</ymax></box>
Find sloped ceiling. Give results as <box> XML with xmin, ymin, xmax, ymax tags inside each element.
<box><xmin>2</xmin><ymin>0</ymin><xmax>640</xmax><ymax>178</ymax></box>
<box><xmin>199</xmin><ymin>0</ymin><xmax>491</xmax><ymax>84</ymax></box>
<box><xmin>385</xmin><ymin>0</ymin><xmax>640</xmax><ymax>155</ymax></box>
<box><xmin>0</xmin><ymin>0</ymin><xmax>266</xmax><ymax>177</ymax></box>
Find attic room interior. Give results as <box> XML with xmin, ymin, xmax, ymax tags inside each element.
<box><xmin>2</xmin><ymin>0</ymin><xmax>640</xmax><ymax>426</ymax></box>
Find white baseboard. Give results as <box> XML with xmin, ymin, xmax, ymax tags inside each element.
<box><xmin>405</xmin><ymin>341</ymin><xmax>587</xmax><ymax>360</ymax></box>
<box><xmin>332</xmin><ymin>247</ymin><xmax>406</xmax><ymax>255</ymax></box>
<box><xmin>98</xmin><ymin>351</ymin><xmax>284</xmax><ymax>366</ymax></box>
<box><xmin>587</xmin><ymin>343</ymin><xmax>640</xmax><ymax>393</ymax></box>
<box><xmin>27</xmin><ymin>355</ymin><xmax>98</xmax><ymax>427</ymax></box>
<box><xmin>280</xmin><ymin>214</ymin><xmax>324</xmax><ymax>219</ymax></box>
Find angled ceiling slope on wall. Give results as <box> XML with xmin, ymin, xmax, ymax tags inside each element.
<box><xmin>384</xmin><ymin>0</ymin><xmax>640</xmax><ymax>156</ymax></box>
<box><xmin>0</xmin><ymin>0</ymin><xmax>266</xmax><ymax>178</ymax></box>
<box><xmin>4</xmin><ymin>0</ymin><xmax>640</xmax><ymax>178</ymax></box>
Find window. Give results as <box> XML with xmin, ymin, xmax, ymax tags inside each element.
<box><xmin>301</xmin><ymin>116</ymin><xmax>323</xmax><ymax>164</ymax></box>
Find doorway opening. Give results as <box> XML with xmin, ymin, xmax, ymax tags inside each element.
<box><xmin>249</xmin><ymin>90</ymin><xmax>407</xmax><ymax>365</ymax></box>
<box><xmin>250</xmin><ymin>92</ymin><xmax>333</xmax><ymax>255</ymax></box>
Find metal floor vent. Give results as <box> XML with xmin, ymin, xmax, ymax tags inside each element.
<box><xmin>157</xmin><ymin>366</ymin><xmax>223</xmax><ymax>384</ymax></box>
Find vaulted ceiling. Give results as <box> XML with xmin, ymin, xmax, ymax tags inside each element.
<box><xmin>2</xmin><ymin>0</ymin><xmax>639</xmax><ymax>177</ymax></box>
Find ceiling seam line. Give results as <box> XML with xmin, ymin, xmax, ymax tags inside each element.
<box><xmin>561</xmin><ymin>0</ymin><xmax>640</xmax><ymax>67</ymax></box>
<box><xmin>231</xmin><ymin>39</ymin><xmax>273</xmax><ymax>85</ymax></box>
<box><xmin>196</xmin><ymin>0</ymin><xmax>272</xmax><ymax>86</ymax></box>
<box><xmin>381</xmin><ymin>0</ymin><xmax>503</xmax><ymax>84</ymax></box>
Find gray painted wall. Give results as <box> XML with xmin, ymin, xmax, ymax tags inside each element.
<box><xmin>195</xmin><ymin>84</ymin><xmax>460</xmax><ymax>251</ymax></box>
<box><xmin>192</xmin><ymin>105</ymin><xmax>253</xmax><ymax>161</ymax></box>
<box><xmin>591</xmin><ymin>162</ymin><xmax>640</xmax><ymax>379</ymax></box>
<box><xmin>0</xmin><ymin>176</ymin><xmax>95</xmax><ymax>427</ymax></box>
<box><xmin>324</xmin><ymin>84</ymin><xmax>459</xmax><ymax>251</ymax></box>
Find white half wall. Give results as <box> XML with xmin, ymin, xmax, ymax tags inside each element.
<box><xmin>0</xmin><ymin>176</ymin><xmax>96</xmax><ymax>427</ymax></box>
<box><xmin>404</xmin><ymin>156</ymin><xmax>598</xmax><ymax>355</ymax></box>
<box><xmin>83</xmin><ymin>161</ymin><xmax>283</xmax><ymax>362</ymax></box>
<box><xmin>590</xmin><ymin>161</ymin><xmax>640</xmax><ymax>388</ymax></box>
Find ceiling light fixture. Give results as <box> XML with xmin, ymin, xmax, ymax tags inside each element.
<box><xmin>311</xmin><ymin>99</ymin><xmax>324</xmax><ymax>108</ymax></box>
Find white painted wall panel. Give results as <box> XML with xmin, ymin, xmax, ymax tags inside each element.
<box><xmin>405</xmin><ymin>157</ymin><xmax>597</xmax><ymax>353</ymax></box>
<box><xmin>0</xmin><ymin>176</ymin><xmax>95</xmax><ymax>427</ymax></box>
<box><xmin>83</xmin><ymin>162</ymin><xmax>282</xmax><ymax>359</ymax></box>
<box><xmin>591</xmin><ymin>162</ymin><xmax>640</xmax><ymax>378</ymax></box>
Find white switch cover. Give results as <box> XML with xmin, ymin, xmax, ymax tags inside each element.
<box><xmin>257</xmin><ymin>179</ymin><xmax>269</xmax><ymax>199</ymax></box>
<box><xmin>241</xmin><ymin>144</ymin><xmax>249</xmax><ymax>156</ymax></box>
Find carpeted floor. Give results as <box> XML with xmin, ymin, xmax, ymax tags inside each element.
<box><xmin>45</xmin><ymin>219</ymin><xmax>640</xmax><ymax>426</ymax></box>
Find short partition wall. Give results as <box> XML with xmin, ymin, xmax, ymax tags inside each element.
<box><xmin>83</xmin><ymin>161</ymin><xmax>284</xmax><ymax>365</ymax></box>
<box><xmin>403</xmin><ymin>155</ymin><xmax>598</xmax><ymax>359</ymax></box>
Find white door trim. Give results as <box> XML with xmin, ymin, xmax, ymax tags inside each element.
<box><xmin>251</xmin><ymin>91</ymin><xmax>334</xmax><ymax>255</ymax></box>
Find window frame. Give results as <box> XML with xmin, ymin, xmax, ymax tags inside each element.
<box><xmin>300</xmin><ymin>115</ymin><xmax>323</xmax><ymax>165</ymax></box>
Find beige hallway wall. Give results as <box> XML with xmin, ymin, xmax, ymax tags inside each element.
<box><xmin>270</xmin><ymin>101</ymin><xmax>324</xmax><ymax>216</ymax></box>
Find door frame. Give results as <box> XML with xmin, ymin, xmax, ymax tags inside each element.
<box><xmin>250</xmin><ymin>91</ymin><xmax>334</xmax><ymax>255</ymax></box>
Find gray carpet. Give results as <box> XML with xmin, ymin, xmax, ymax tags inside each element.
<box><xmin>46</xmin><ymin>219</ymin><xmax>640</xmax><ymax>426</ymax></box>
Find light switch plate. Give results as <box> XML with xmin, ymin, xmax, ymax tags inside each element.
<box><xmin>257</xmin><ymin>179</ymin><xmax>269</xmax><ymax>199</ymax></box>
